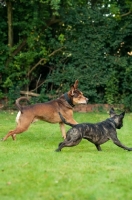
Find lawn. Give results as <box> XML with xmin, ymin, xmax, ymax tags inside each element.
<box><xmin>0</xmin><ymin>110</ymin><xmax>132</xmax><ymax>200</ymax></box>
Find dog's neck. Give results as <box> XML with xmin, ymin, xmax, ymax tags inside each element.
<box><xmin>109</xmin><ymin>118</ymin><xmax>116</xmax><ymax>127</ymax></box>
<box><xmin>64</xmin><ymin>93</ymin><xmax>75</xmax><ymax>107</ymax></box>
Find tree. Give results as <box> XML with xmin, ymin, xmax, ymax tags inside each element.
<box><xmin>0</xmin><ymin>0</ymin><xmax>132</xmax><ymax>110</ymax></box>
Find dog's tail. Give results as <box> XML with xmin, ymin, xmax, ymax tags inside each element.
<box><xmin>59</xmin><ymin>112</ymin><xmax>74</xmax><ymax>127</ymax></box>
<box><xmin>15</xmin><ymin>97</ymin><xmax>30</xmax><ymax>113</ymax></box>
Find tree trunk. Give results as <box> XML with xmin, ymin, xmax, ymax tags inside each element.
<box><xmin>7</xmin><ymin>0</ymin><xmax>13</xmax><ymax>47</ymax></box>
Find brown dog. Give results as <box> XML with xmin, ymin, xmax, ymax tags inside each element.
<box><xmin>2</xmin><ymin>80</ymin><xmax>88</xmax><ymax>141</ymax></box>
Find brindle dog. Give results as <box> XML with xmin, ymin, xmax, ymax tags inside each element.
<box><xmin>55</xmin><ymin>108</ymin><xmax>132</xmax><ymax>152</ymax></box>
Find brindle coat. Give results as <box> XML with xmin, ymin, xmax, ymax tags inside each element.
<box><xmin>55</xmin><ymin>108</ymin><xmax>132</xmax><ymax>151</ymax></box>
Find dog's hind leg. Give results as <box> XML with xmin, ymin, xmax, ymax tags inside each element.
<box><xmin>55</xmin><ymin>140</ymin><xmax>75</xmax><ymax>151</ymax></box>
<box><xmin>2</xmin><ymin>125</ymin><xmax>30</xmax><ymax>141</ymax></box>
<box><xmin>55</xmin><ymin>138</ymin><xmax>82</xmax><ymax>152</ymax></box>
<box><xmin>12</xmin><ymin>134</ymin><xmax>16</xmax><ymax>140</ymax></box>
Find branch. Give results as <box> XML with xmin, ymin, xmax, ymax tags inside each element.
<box><xmin>28</xmin><ymin>46</ymin><xmax>64</xmax><ymax>76</ymax></box>
<box><xmin>121</xmin><ymin>10</ymin><xmax>131</xmax><ymax>17</ymax></box>
<box><xmin>20</xmin><ymin>91</ymin><xmax>40</xmax><ymax>97</ymax></box>
<box><xmin>31</xmin><ymin>79</ymin><xmax>46</xmax><ymax>92</ymax></box>
<box><xmin>12</xmin><ymin>38</ymin><xmax>27</xmax><ymax>56</ymax></box>
<box><xmin>48</xmin><ymin>46</ymin><xmax>64</xmax><ymax>57</ymax></box>
<box><xmin>27</xmin><ymin>58</ymin><xmax>46</xmax><ymax>76</ymax></box>
<box><xmin>47</xmin><ymin>18</ymin><xmax>61</xmax><ymax>26</ymax></box>
<box><xmin>47</xmin><ymin>16</ymin><xmax>61</xmax><ymax>26</ymax></box>
<box><xmin>5</xmin><ymin>38</ymin><xmax>27</xmax><ymax>68</ymax></box>
<box><xmin>35</xmin><ymin>74</ymin><xmax>42</xmax><ymax>93</ymax></box>
<box><xmin>31</xmin><ymin>67</ymin><xmax>53</xmax><ymax>92</ymax></box>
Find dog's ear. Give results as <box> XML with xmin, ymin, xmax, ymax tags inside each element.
<box><xmin>110</xmin><ymin>107</ymin><xmax>115</xmax><ymax>112</ymax></box>
<box><xmin>109</xmin><ymin>107</ymin><xmax>116</xmax><ymax>117</ymax></box>
<box><xmin>69</xmin><ymin>86</ymin><xmax>75</xmax><ymax>96</ymax></box>
<box><xmin>73</xmin><ymin>80</ymin><xmax>79</xmax><ymax>89</ymax></box>
<box><xmin>120</xmin><ymin>111</ymin><xmax>125</xmax><ymax>118</ymax></box>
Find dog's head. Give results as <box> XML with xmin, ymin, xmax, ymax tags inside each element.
<box><xmin>109</xmin><ymin>108</ymin><xmax>125</xmax><ymax>129</ymax></box>
<box><xmin>69</xmin><ymin>80</ymin><xmax>88</xmax><ymax>105</ymax></box>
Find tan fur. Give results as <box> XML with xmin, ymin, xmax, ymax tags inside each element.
<box><xmin>2</xmin><ymin>80</ymin><xmax>88</xmax><ymax>141</ymax></box>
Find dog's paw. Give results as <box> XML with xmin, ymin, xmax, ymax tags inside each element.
<box><xmin>55</xmin><ymin>149</ymin><xmax>61</xmax><ymax>152</ymax></box>
<box><xmin>127</xmin><ymin>148</ymin><xmax>132</xmax><ymax>151</ymax></box>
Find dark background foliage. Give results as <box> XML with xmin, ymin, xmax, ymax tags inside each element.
<box><xmin>0</xmin><ymin>0</ymin><xmax>132</xmax><ymax>110</ymax></box>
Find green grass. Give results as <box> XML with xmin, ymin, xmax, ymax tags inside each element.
<box><xmin>1</xmin><ymin>110</ymin><xmax>132</xmax><ymax>200</ymax></box>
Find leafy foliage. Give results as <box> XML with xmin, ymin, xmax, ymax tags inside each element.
<box><xmin>0</xmin><ymin>0</ymin><xmax>132</xmax><ymax>109</ymax></box>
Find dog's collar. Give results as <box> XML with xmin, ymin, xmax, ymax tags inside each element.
<box><xmin>64</xmin><ymin>93</ymin><xmax>75</xmax><ymax>107</ymax></box>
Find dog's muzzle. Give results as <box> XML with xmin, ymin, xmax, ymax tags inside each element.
<box><xmin>86</xmin><ymin>98</ymin><xmax>89</xmax><ymax>104</ymax></box>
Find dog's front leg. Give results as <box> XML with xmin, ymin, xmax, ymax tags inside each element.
<box><xmin>112</xmin><ymin>137</ymin><xmax>132</xmax><ymax>151</ymax></box>
<box><xmin>95</xmin><ymin>144</ymin><xmax>102</xmax><ymax>151</ymax></box>
<box><xmin>59</xmin><ymin>122</ymin><xmax>66</xmax><ymax>139</ymax></box>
